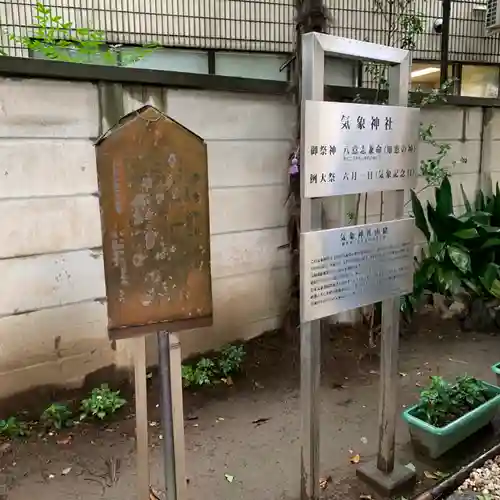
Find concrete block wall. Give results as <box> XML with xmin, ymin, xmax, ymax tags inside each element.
<box><xmin>0</xmin><ymin>74</ymin><xmax>493</xmax><ymax>400</ymax></box>
<box><xmin>165</xmin><ymin>89</ymin><xmax>293</xmax><ymax>356</ymax></box>
<box><xmin>0</xmin><ymin>79</ymin><xmax>111</xmax><ymax>398</ymax></box>
<box><xmin>411</xmin><ymin>106</ymin><xmax>484</xmax><ymax>251</ymax></box>
<box><xmin>484</xmin><ymin>108</ymin><xmax>500</xmax><ymax>191</ymax></box>
<box><xmin>0</xmin><ymin>77</ymin><xmax>294</xmax><ymax>399</ymax></box>
<box><xmin>355</xmin><ymin>106</ymin><xmax>486</xmax><ymax>253</ymax></box>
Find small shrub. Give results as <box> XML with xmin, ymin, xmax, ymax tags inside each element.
<box><xmin>181</xmin><ymin>344</ymin><xmax>246</xmax><ymax>388</ymax></box>
<box><xmin>403</xmin><ymin>177</ymin><xmax>500</xmax><ymax>320</ymax></box>
<box><xmin>415</xmin><ymin>375</ymin><xmax>490</xmax><ymax>427</ymax></box>
<box><xmin>182</xmin><ymin>358</ymin><xmax>216</xmax><ymax>387</ymax></box>
<box><xmin>217</xmin><ymin>344</ymin><xmax>245</xmax><ymax>377</ymax></box>
<box><xmin>41</xmin><ymin>403</ymin><xmax>73</xmax><ymax>430</ymax></box>
<box><xmin>181</xmin><ymin>365</ymin><xmax>195</xmax><ymax>387</ymax></box>
<box><xmin>80</xmin><ymin>384</ymin><xmax>126</xmax><ymax>420</ymax></box>
<box><xmin>0</xmin><ymin>416</ymin><xmax>29</xmax><ymax>438</ymax></box>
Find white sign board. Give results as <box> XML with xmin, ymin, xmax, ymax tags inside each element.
<box><xmin>303</xmin><ymin>101</ymin><xmax>420</xmax><ymax>198</ymax></box>
<box><xmin>301</xmin><ymin>218</ymin><xmax>414</xmax><ymax>322</ymax></box>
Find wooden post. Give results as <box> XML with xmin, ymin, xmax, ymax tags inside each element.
<box><xmin>376</xmin><ymin>58</ymin><xmax>410</xmax><ymax>474</ymax></box>
<box><xmin>133</xmin><ymin>336</ymin><xmax>150</xmax><ymax>500</ymax></box>
<box><xmin>169</xmin><ymin>334</ymin><xmax>187</xmax><ymax>499</ymax></box>
<box><xmin>357</xmin><ymin>55</ymin><xmax>416</xmax><ymax>495</ymax></box>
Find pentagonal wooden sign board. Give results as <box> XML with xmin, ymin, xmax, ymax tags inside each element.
<box><xmin>95</xmin><ymin>105</ymin><xmax>213</xmax><ymax>339</ymax></box>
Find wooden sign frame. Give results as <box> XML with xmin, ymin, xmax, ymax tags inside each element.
<box><xmin>95</xmin><ymin>105</ymin><xmax>213</xmax><ymax>340</ymax></box>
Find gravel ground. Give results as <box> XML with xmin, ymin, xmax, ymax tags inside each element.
<box><xmin>456</xmin><ymin>455</ymin><xmax>500</xmax><ymax>499</ymax></box>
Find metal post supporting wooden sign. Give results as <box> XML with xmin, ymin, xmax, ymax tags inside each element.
<box><xmin>133</xmin><ymin>336</ymin><xmax>150</xmax><ymax>500</ymax></box>
<box><xmin>158</xmin><ymin>331</ymin><xmax>177</xmax><ymax>500</ymax></box>
<box><xmin>299</xmin><ymin>33</ymin><xmax>419</xmax><ymax>499</ymax></box>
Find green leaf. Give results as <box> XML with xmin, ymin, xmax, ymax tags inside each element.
<box><xmin>459</xmin><ymin>211</ymin><xmax>491</xmax><ymax>225</ymax></box>
<box><xmin>442</xmin><ymin>269</ymin><xmax>462</xmax><ymax>294</ymax></box>
<box><xmin>436</xmin><ymin>176</ymin><xmax>453</xmax><ymax>216</ymax></box>
<box><xmin>411</xmin><ymin>189</ymin><xmax>430</xmax><ymax>241</ymax></box>
<box><xmin>447</xmin><ymin>245</ymin><xmax>471</xmax><ymax>273</ymax></box>
<box><xmin>463</xmin><ymin>278</ymin><xmax>481</xmax><ymax>295</ymax></box>
<box><xmin>414</xmin><ymin>259</ymin><xmax>436</xmax><ymax>291</ymax></box>
<box><xmin>489</xmin><ymin>279</ymin><xmax>500</xmax><ymax>299</ymax></box>
<box><xmin>435</xmin><ymin>267</ymin><xmax>449</xmax><ymax>293</ymax></box>
<box><xmin>460</xmin><ymin>184</ymin><xmax>472</xmax><ymax>212</ymax></box>
<box><xmin>453</xmin><ymin>228</ymin><xmax>479</xmax><ymax>239</ymax></box>
<box><xmin>492</xmin><ymin>184</ymin><xmax>500</xmax><ymax>226</ymax></box>
<box><xmin>481</xmin><ymin>262</ymin><xmax>500</xmax><ymax>290</ymax></box>
<box><xmin>477</xmin><ymin>224</ymin><xmax>499</xmax><ymax>234</ymax></box>
<box><xmin>429</xmin><ymin>242</ymin><xmax>445</xmax><ymax>260</ymax></box>
<box><xmin>426</xmin><ymin>204</ymin><xmax>443</xmax><ymax>239</ymax></box>
<box><xmin>475</xmin><ymin>190</ymin><xmax>486</xmax><ymax>211</ymax></box>
<box><xmin>481</xmin><ymin>238</ymin><xmax>500</xmax><ymax>249</ymax></box>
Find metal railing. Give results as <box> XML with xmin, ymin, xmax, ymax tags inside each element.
<box><xmin>331</xmin><ymin>0</ymin><xmax>500</xmax><ymax>64</ymax></box>
<box><xmin>0</xmin><ymin>0</ymin><xmax>296</xmax><ymax>56</ymax></box>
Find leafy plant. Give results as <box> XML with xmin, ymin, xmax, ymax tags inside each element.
<box><xmin>416</xmin><ymin>120</ymin><xmax>466</xmax><ymax>190</ymax></box>
<box><xmin>182</xmin><ymin>344</ymin><xmax>246</xmax><ymax>387</ymax></box>
<box><xmin>403</xmin><ymin>177</ymin><xmax>500</xmax><ymax>319</ymax></box>
<box><xmin>415</xmin><ymin>375</ymin><xmax>490</xmax><ymax>427</ymax></box>
<box><xmin>217</xmin><ymin>344</ymin><xmax>246</xmax><ymax>378</ymax></box>
<box><xmin>0</xmin><ymin>416</ymin><xmax>29</xmax><ymax>438</ymax></box>
<box><xmin>80</xmin><ymin>384</ymin><xmax>126</xmax><ymax>420</ymax></box>
<box><xmin>5</xmin><ymin>3</ymin><xmax>155</xmax><ymax>65</ymax></box>
<box><xmin>181</xmin><ymin>358</ymin><xmax>216</xmax><ymax>387</ymax></box>
<box><xmin>41</xmin><ymin>403</ymin><xmax>73</xmax><ymax>430</ymax></box>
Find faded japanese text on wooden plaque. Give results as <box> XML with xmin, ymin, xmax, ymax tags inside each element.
<box><xmin>95</xmin><ymin>106</ymin><xmax>212</xmax><ymax>339</ymax></box>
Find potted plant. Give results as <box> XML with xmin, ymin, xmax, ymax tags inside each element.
<box><xmin>402</xmin><ymin>375</ymin><xmax>500</xmax><ymax>458</ymax></box>
<box><xmin>492</xmin><ymin>362</ymin><xmax>500</xmax><ymax>386</ymax></box>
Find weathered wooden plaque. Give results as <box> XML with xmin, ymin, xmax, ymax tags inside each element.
<box><xmin>95</xmin><ymin>106</ymin><xmax>213</xmax><ymax>339</ymax></box>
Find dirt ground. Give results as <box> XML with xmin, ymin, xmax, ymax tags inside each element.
<box><xmin>1</xmin><ymin>314</ymin><xmax>500</xmax><ymax>500</ymax></box>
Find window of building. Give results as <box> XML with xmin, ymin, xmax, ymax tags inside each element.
<box><xmin>30</xmin><ymin>43</ymin><xmax>293</xmax><ymax>82</ymax></box>
<box><xmin>410</xmin><ymin>62</ymin><xmax>500</xmax><ymax>99</ymax></box>
<box><xmin>410</xmin><ymin>63</ymin><xmax>453</xmax><ymax>91</ymax></box>
<box><xmin>31</xmin><ymin>45</ymin><xmax>112</xmax><ymax>65</ymax></box>
<box><xmin>123</xmin><ymin>47</ymin><xmax>209</xmax><ymax>74</ymax></box>
<box><xmin>461</xmin><ymin>65</ymin><xmax>499</xmax><ymax>98</ymax></box>
<box><xmin>214</xmin><ymin>52</ymin><xmax>288</xmax><ymax>81</ymax></box>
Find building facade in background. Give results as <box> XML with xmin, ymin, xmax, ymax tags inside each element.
<box><xmin>0</xmin><ymin>0</ymin><xmax>499</xmax><ymax>97</ymax></box>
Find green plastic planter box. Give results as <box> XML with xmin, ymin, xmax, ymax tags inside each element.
<box><xmin>492</xmin><ymin>362</ymin><xmax>500</xmax><ymax>386</ymax></box>
<box><xmin>402</xmin><ymin>381</ymin><xmax>500</xmax><ymax>459</ymax></box>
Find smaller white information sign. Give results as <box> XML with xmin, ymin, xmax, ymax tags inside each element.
<box><xmin>301</xmin><ymin>218</ymin><xmax>414</xmax><ymax>322</ymax></box>
<box><xmin>303</xmin><ymin>101</ymin><xmax>420</xmax><ymax>198</ymax></box>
